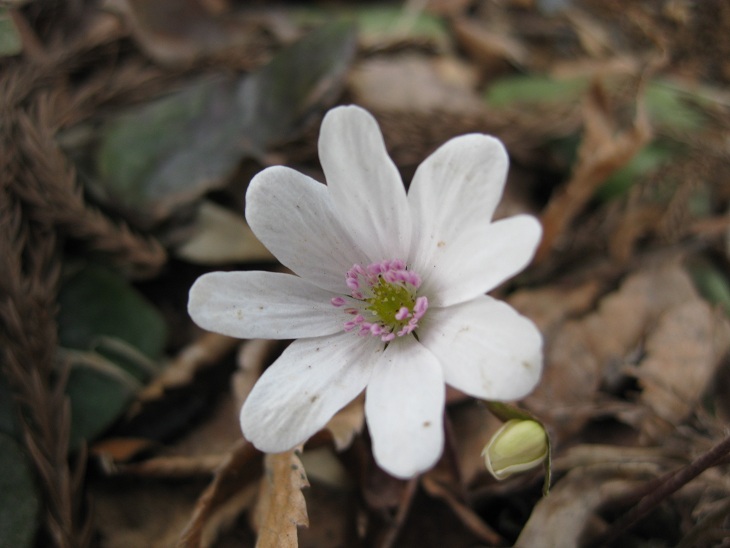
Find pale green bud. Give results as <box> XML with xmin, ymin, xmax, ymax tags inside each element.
<box><xmin>482</xmin><ymin>419</ymin><xmax>548</xmax><ymax>480</ymax></box>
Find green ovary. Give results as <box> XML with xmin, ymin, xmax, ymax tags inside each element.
<box><xmin>366</xmin><ymin>279</ymin><xmax>415</xmax><ymax>328</ymax></box>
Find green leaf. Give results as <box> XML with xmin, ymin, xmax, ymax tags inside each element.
<box><xmin>238</xmin><ymin>20</ymin><xmax>358</xmax><ymax>149</ymax></box>
<box><xmin>484</xmin><ymin>74</ymin><xmax>589</xmax><ymax>108</ymax></box>
<box><xmin>646</xmin><ymin>80</ymin><xmax>705</xmax><ymax>132</ymax></box>
<box><xmin>595</xmin><ymin>142</ymin><xmax>675</xmax><ymax>201</ymax></box>
<box><xmin>0</xmin><ymin>433</ymin><xmax>40</xmax><ymax>548</ymax></box>
<box><xmin>57</xmin><ymin>264</ymin><xmax>167</xmax><ymax>360</ymax></box>
<box><xmin>63</xmin><ymin>349</ymin><xmax>142</xmax><ymax>447</ymax></box>
<box><xmin>92</xmin><ymin>21</ymin><xmax>357</xmax><ymax>229</ymax></box>
<box><xmin>686</xmin><ymin>260</ymin><xmax>730</xmax><ymax>317</ymax></box>
<box><xmin>0</xmin><ymin>8</ymin><xmax>23</xmax><ymax>57</ymax></box>
<box><xmin>293</xmin><ymin>5</ymin><xmax>447</xmax><ymax>46</ymax></box>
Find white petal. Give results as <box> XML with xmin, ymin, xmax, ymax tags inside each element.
<box><xmin>365</xmin><ymin>338</ymin><xmax>445</xmax><ymax>478</ymax></box>
<box><xmin>241</xmin><ymin>332</ymin><xmax>382</xmax><ymax>452</ymax></box>
<box><xmin>246</xmin><ymin>165</ymin><xmax>365</xmax><ymax>293</ymax></box>
<box><xmin>420</xmin><ymin>215</ymin><xmax>542</xmax><ymax>307</ymax></box>
<box><xmin>188</xmin><ymin>271</ymin><xmax>344</xmax><ymax>339</ymax></box>
<box><xmin>319</xmin><ymin>105</ymin><xmax>411</xmax><ymax>262</ymax></box>
<box><xmin>419</xmin><ymin>296</ymin><xmax>542</xmax><ymax>400</ymax></box>
<box><xmin>408</xmin><ymin>134</ymin><xmax>508</xmax><ymax>289</ymax></box>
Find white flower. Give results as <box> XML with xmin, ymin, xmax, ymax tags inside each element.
<box><xmin>188</xmin><ymin>105</ymin><xmax>543</xmax><ymax>479</ymax></box>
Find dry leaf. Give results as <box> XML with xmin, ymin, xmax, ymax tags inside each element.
<box><xmin>253</xmin><ymin>449</ymin><xmax>310</xmax><ymax>548</ymax></box>
<box><xmin>299</xmin><ymin>448</ymin><xmax>351</xmax><ymax>489</ymax></box>
<box><xmin>323</xmin><ymin>394</ymin><xmax>365</xmax><ymax>451</ymax></box>
<box><xmin>175</xmin><ymin>201</ymin><xmax>275</xmax><ymax>265</ymax></box>
<box><xmin>523</xmin><ymin>258</ymin><xmax>719</xmax><ymax>441</ymax></box>
<box><xmin>509</xmin><ymin>279</ymin><xmax>602</xmax><ymax>337</ymax></box>
<box><xmin>452</xmin><ymin>16</ymin><xmax>527</xmax><ymax>69</ymax></box>
<box><xmin>233</xmin><ymin>339</ymin><xmax>279</xmax><ymax>410</ymax></box>
<box><xmin>348</xmin><ymin>53</ymin><xmax>484</xmax><ymax>117</ymax></box>
<box><xmin>631</xmin><ymin>299</ymin><xmax>730</xmax><ymax>441</ymax></box>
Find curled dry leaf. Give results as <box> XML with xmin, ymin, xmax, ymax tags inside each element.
<box><xmin>523</xmin><ymin>258</ymin><xmax>729</xmax><ymax>442</ymax></box>
<box><xmin>253</xmin><ymin>449</ymin><xmax>309</xmax><ymax>548</ymax></box>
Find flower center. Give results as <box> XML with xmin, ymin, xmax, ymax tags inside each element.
<box><xmin>331</xmin><ymin>259</ymin><xmax>428</xmax><ymax>342</ymax></box>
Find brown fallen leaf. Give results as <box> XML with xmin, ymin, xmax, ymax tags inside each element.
<box><xmin>174</xmin><ymin>201</ymin><xmax>275</xmax><ymax>265</ymax></box>
<box><xmin>348</xmin><ymin>52</ymin><xmax>484</xmax><ymax>117</ymax></box>
<box><xmin>451</xmin><ymin>16</ymin><xmax>527</xmax><ymax>70</ymax></box>
<box><xmin>630</xmin><ymin>299</ymin><xmax>730</xmax><ymax>442</ymax></box>
<box><xmin>253</xmin><ymin>449</ymin><xmax>310</xmax><ymax>548</ymax></box>
<box><xmin>523</xmin><ymin>257</ymin><xmax>721</xmax><ymax>442</ymax></box>
<box><xmin>508</xmin><ymin>278</ymin><xmax>602</xmax><ymax>337</ymax></box>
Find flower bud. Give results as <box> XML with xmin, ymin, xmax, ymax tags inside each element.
<box><xmin>482</xmin><ymin>419</ymin><xmax>548</xmax><ymax>480</ymax></box>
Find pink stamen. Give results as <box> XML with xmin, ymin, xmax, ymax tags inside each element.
<box><xmin>332</xmin><ymin>259</ymin><xmax>428</xmax><ymax>343</ymax></box>
<box><xmin>413</xmin><ymin>296</ymin><xmax>428</xmax><ymax>319</ymax></box>
<box><xmin>395</xmin><ymin>307</ymin><xmax>410</xmax><ymax>321</ymax></box>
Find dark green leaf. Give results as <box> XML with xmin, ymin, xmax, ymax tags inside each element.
<box><xmin>93</xmin><ymin>21</ymin><xmax>357</xmax><ymax>228</ymax></box>
<box><xmin>57</xmin><ymin>264</ymin><xmax>167</xmax><ymax>360</ymax></box>
<box><xmin>64</xmin><ymin>349</ymin><xmax>142</xmax><ymax>447</ymax></box>
<box><xmin>92</xmin><ymin>336</ymin><xmax>161</xmax><ymax>383</ymax></box>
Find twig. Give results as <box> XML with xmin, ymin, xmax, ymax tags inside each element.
<box><xmin>597</xmin><ymin>432</ymin><xmax>730</xmax><ymax>546</ymax></box>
